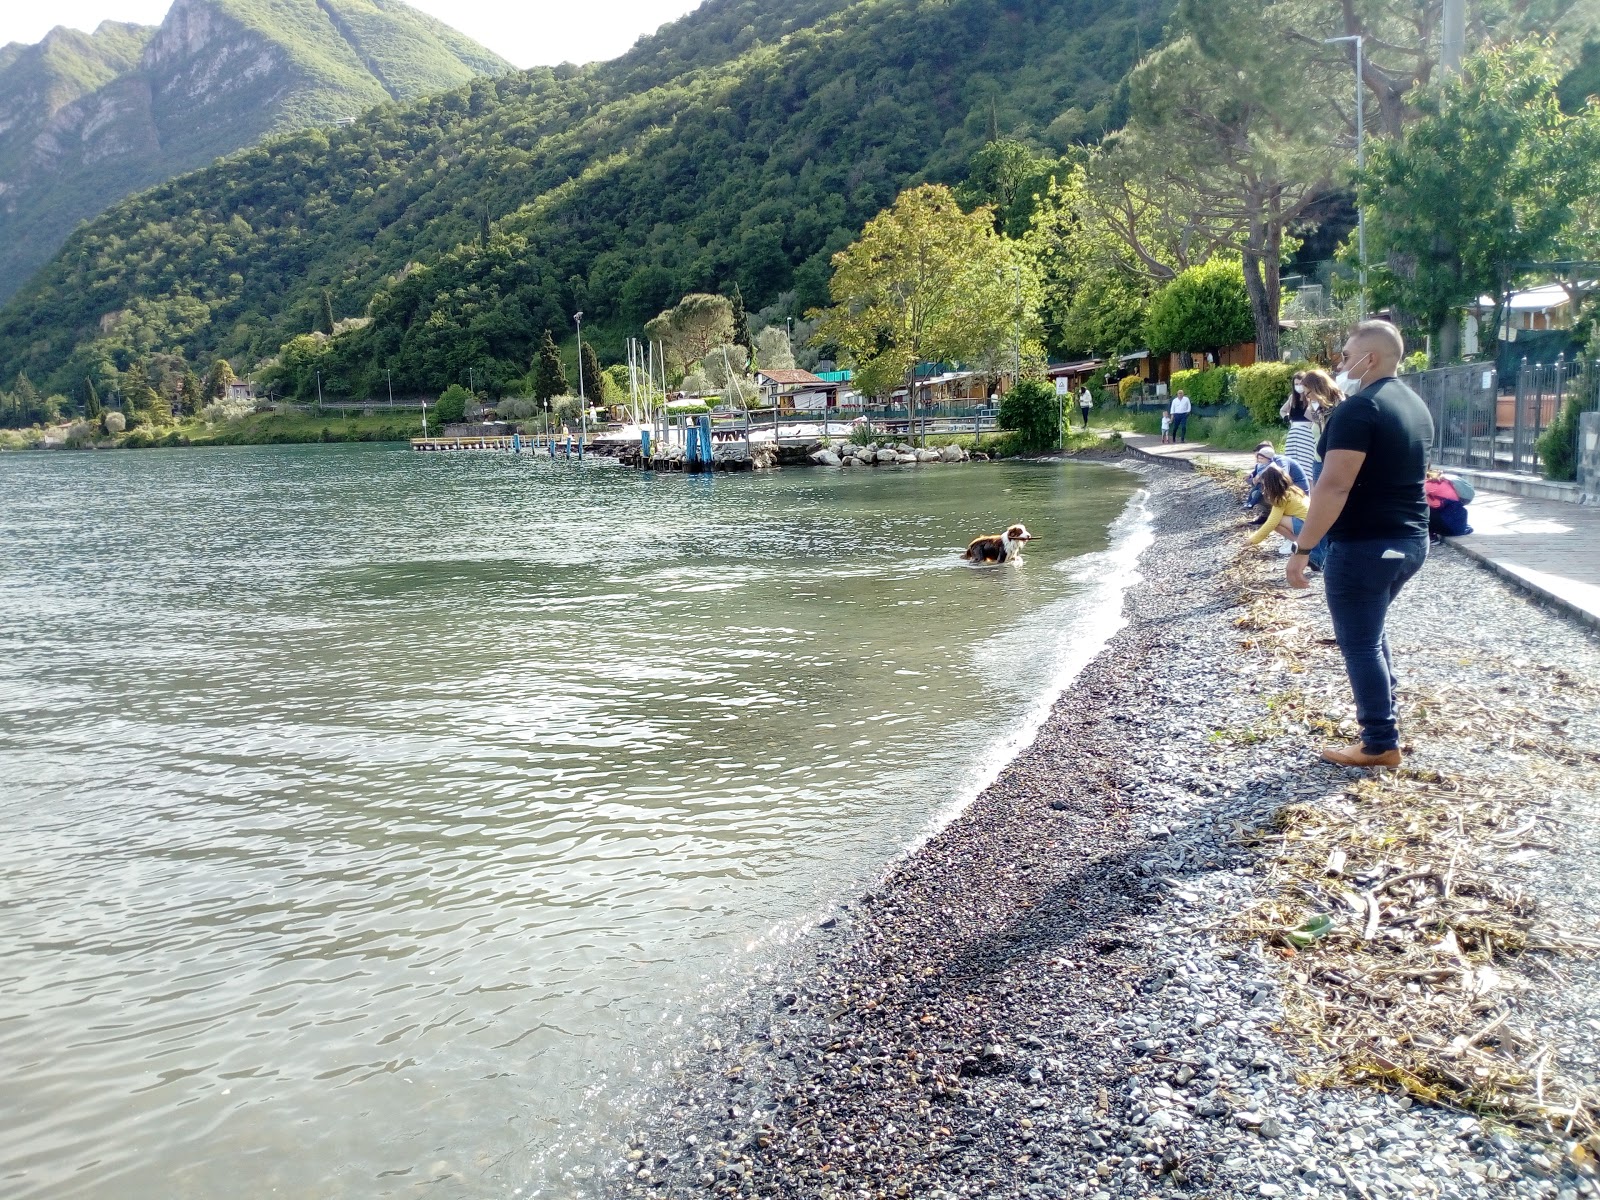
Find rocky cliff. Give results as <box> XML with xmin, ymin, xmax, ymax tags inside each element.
<box><xmin>0</xmin><ymin>0</ymin><xmax>512</xmax><ymax>302</ymax></box>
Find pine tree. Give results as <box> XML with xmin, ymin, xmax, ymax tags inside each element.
<box><xmin>579</xmin><ymin>339</ymin><xmax>603</xmax><ymax>405</ymax></box>
<box><xmin>479</xmin><ymin>210</ymin><xmax>491</xmax><ymax>247</ymax></box>
<box><xmin>320</xmin><ymin>290</ymin><xmax>336</xmax><ymax>336</ymax></box>
<box><xmin>181</xmin><ymin>370</ymin><xmax>204</xmax><ymax>418</ymax></box>
<box><xmin>531</xmin><ymin>330</ymin><xmax>568</xmax><ymax>407</ymax></box>
<box><xmin>205</xmin><ymin>358</ymin><xmax>236</xmax><ymax>400</ymax></box>
<box><xmin>85</xmin><ymin>379</ymin><xmax>103</xmax><ymax>419</ymax></box>
<box><xmin>730</xmin><ymin>283</ymin><xmax>752</xmax><ymax>353</ymax></box>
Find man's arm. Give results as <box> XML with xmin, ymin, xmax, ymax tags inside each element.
<box><xmin>1286</xmin><ymin>448</ymin><xmax>1364</xmax><ymax>588</ymax></box>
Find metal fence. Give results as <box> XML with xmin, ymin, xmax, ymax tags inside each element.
<box><xmin>1408</xmin><ymin>357</ymin><xmax>1600</xmax><ymax>476</ymax></box>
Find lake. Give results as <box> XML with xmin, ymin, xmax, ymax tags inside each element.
<box><xmin>0</xmin><ymin>444</ymin><xmax>1145</xmax><ymax>1197</ymax></box>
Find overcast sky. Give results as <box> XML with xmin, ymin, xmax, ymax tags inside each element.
<box><xmin>0</xmin><ymin>0</ymin><xmax>702</xmax><ymax>69</ymax></box>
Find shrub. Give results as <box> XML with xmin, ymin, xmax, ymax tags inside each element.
<box><xmin>102</xmin><ymin>411</ymin><xmax>126</xmax><ymax>434</ymax></box>
<box><xmin>1235</xmin><ymin>362</ymin><xmax>1298</xmax><ymax>425</ymax></box>
<box><xmin>1144</xmin><ymin>259</ymin><xmax>1255</xmax><ymax>356</ymax></box>
<box><xmin>1401</xmin><ymin>349</ymin><xmax>1431</xmax><ymax>375</ymax></box>
<box><xmin>1537</xmin><ymin>396</ymin><xmax>1582</xmax><ymax>481</ymax></box>
<box><xmin>1118</xmin><ymin>375</ymin><xmax>1141</xmax><ymax>404</ymax></box>
<box><xmin>200</xmin><ymin>398</ymin><xmax>253</xmax><ymax>423</ymax></box>
<box><xmin>434</xmin><ymin>384</ymin><xmax>470</xmax><ymax>424</ymax></box>
<box><xmin>848</xmin><ymin>423</ymin><xmax>879</xmax><ymax>446</ymax></box>
<box><xmin>1169</xmin><ymin>366</ymin><xmax>1236</xmax><ymax>408</ymax></box>
<box><xmin>997</xmin><ymin>377</ymin><xmax>1061</xmax><ymax>450</ymax></box>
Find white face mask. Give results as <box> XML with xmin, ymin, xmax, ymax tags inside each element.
<box><xmin>1334</xmin><ymin>353</ymin><xmax>1370</xmax><ymax>396</ymax></box>
<box><xmin>1293</xmin><ymin>383</ymin><xmax>1305</xmax><ymax>395</ymax></box>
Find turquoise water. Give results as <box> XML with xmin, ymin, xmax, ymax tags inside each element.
<box><xmin>0</xmin><ymin>444</ymin><xmax>1143</xmax><ymax>1197</ymax></box>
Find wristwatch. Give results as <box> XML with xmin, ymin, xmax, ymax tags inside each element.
<box><xmin>1288</xmin><ymin>543</ymin><xmax>1309</xmax><ymax>557</ymax></box>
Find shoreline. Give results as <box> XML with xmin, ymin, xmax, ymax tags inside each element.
<box><xmin>603</xmin><ymin>463</ymin><xmax>1600</xmax><ymax>1200</ymax></box>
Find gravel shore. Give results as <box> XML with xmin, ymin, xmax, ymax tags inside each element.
<box><xmin>604</xmin><ymin>463</ymin><xmax>1600</xmax><ymax>1200</ymax></box>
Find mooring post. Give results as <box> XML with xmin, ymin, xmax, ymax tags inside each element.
<box><xmin>686</xmin><ymin>422</ymin><xmax>699</xmax><ymax>469</ymax></box>
<box><xmin>641</xmin><ymin>428</ymin><xmax>651</xmax><ymax>465</ymax></box>
<box><xmin>700</xmin><ymin>414</ymin><xmax>713</xmax><ymax>468</ymax></box>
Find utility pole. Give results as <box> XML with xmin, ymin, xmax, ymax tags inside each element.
<box><xmin>1325</xmin><ymin>35</ymin><xmax>1367</xmax><ymax>316</ymax></box>
<box><xmin>386</xmin><ymin>368</ymin><xmax>393</xmax><ymax>407</ymax></box>
<box><xmin>316</xmin><ymin>369</ymin><xmax>323</xmax><ymax>408</ymax></box>
<box><xmin>1442</xmin><ymin>0</ymin><xmax>1465</xmax><ymax>74</ymax></box>
<box><xmin>574</xmin><ymin>310</ymin><xmax>586</xmax><ymax>459</ymax></box>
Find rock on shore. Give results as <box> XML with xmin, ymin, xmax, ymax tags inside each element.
<box><xmin>604</xmin><ymin>465</ymin><xmax>1600</xmax><ymax>1200</ymax></box>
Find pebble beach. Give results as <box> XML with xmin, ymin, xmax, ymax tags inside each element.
<box><xmin>604</xmin><ymin>461</ymin><xmax>1600</xmax><ymax>1200</ymax></box>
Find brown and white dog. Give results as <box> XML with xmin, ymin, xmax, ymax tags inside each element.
<box><xmin>961</xmin><ymin>523</ymin><xmax>1034</xmax><ymax>564</ymax></box>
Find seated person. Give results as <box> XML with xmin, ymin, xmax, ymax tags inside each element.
<box><xmin>1425</xmin><ymin>470</ymin><xmax>1473</xmax><ymax>540</ymax></box>
<box><xmin>1247</xmin><ymin>463</ymin><xmax>1310</xmax><ymax>554</ymax></box>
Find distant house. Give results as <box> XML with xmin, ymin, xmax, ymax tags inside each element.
<box><xmin>225</xmin><ymin>381</ymin><xmax>255</xmax><ymax>403</ymax></box>
<box><xmin>754</xmin><ymin>368</ymin><xmax>839</xmax><ymax>411</ymax></box>
<box><xmin>1464</xmin><ymin>283</ymin><xmax>1590</xmax><ymax>356</ymax></box>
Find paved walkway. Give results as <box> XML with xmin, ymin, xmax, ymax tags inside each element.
<box><xmin>1118</xmin><ymin>431</ymin><xmax>1600</xmax><ymax>631</ymax></box>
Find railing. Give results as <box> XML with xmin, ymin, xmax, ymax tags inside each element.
<box><xmin>1408</xmin><ymin>357</ymin><xmax>1600</xmax><ymax>477</ymax></box>
<box><xmin>1406</xmin><ymin>363</ymin><xmax>1500</xmax><ymax>471</ymax></box>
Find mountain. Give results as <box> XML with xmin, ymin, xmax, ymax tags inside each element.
<box><xmin>0</xmin><ymin>0</ymin><xmax>513</xmax><ymax>303</ymax></box>
<box><xmin>0</xmin><ymin>0</ymin><xmax>1168</xmax><ymax>399</ymax></box>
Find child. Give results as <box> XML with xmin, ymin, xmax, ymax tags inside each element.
<box><xmin>1160</xmin><ymin>411</ymin><xmax>1171</xmax><ymax>443</ymax></box>
<box><xmin>1247</xmin><ymin>463</ymin><xmax>1309</xmax><ymax>554</ymax></box>
<box><xmin>1425</xmin><ymin>469</ymin><xmax>1473</xmax><ymax>540</ymax></box>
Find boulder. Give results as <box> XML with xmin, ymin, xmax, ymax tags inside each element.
<box><xmin>812</xmin><ymin>449</ymin><xmax>842</xmax><ymax>467</ymax></box>
<box><xmin>939</xmin><ymin>444</ymin><xmax>964</xmax><ymax>463</ymax></box>
<box><xmin>916</xmin><ymin>448</ymin><xmax>941</xmax><ymax>462</ymax></box>
<box><xmin>896</xmin><ymin>442</ymin><xmax>915</xmax><ymax>455</ymax></box>
<box><xmin>895</xmin><ymin>452</ymin><xmax>919</xmax><ymax>464</ymax></box>
<box><xmin>876</xmin><ymin>447</ymin><xmax>900</xmax><ymax>463</ymax></box>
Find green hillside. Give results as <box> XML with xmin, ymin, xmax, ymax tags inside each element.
<box><xmin>0</xmin><ymin>0</ymin><xmax>1167</xmax><ymax>400</ymax></box>
<box><xmin>0</xmin><ymin>0</ymin><xmax>513</xmax><ymax>304</ymax></box>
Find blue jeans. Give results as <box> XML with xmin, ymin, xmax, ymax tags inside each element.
<box><xmin>1172</xmin><ymin>412</ymin><xmax>1189</xmax><ymax>440</ymax></box>
<box><xmin>1322</xmin><ymin>536</ymin><xmax>1429</xmax><ymax>752</ymax></box>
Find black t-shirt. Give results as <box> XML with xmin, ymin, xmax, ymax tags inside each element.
<box><xmin>1316</xmin><ymin>377</ymin><xmax>1434</xmax><ymax>541</ymax></box>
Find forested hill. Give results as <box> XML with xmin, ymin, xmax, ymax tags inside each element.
<box><xmin>0</xmin><ymin>0</ymin><xmax>513</xmax><ymax>304</ymax></box>
<box><xmin>0</xmin><ymin>0</ymin><xmax>1167</xmax><ymax>399</ymax></box>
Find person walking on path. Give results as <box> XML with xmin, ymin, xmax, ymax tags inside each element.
<box><xmin>1287</xmin><ymin>321</ymin><xmax>1434</xmax><ymax>768</ymax></box>
<box><xmin>1169</xmin><ymin>390</ymin><xmax>1191</xmax><ymax>441</ymax></box>
<box><xmin>1078</xmin><ymin>385</ymin><xmax>1094</xmax><ymax>428</ymax></box>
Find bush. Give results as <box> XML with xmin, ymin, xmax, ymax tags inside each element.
<box><xmin>1537</xmin><ymin>396</ymin><xmax>1582</xmax><ymax>481</ymax></box>
<box><xmin>1235</xmin><ymin>362</ymin><xmax>1298</xmax><ymax>426</ymax></box>
<box><xmin>1169</xmin><ymin>366</ymin><xmax>1236</xmax><ymax>408</ymax></box>
<box><xmin>1401</xmin><ymin>350</ymin><xmax>1431</xmax><ymax>375</ymax></box>
<box><xmin>997</xmin><ymin>377</ymin><xmax>1061</xmax><ymax>451</ymax></box>
<box><xmin>1118</xmin><ymin>375</ymin><xmax>1141</xmax><ymax>404</ymax></box>
<box><xmin>102</xmin><ymin>411</ymin><xmax>126</xmax><ymax>434</ymax></box>
<box><xmin>434</xmin><ymin>384</ymin><xmax>471</xmax><ymax>424</ymax></box>
<box><xmin>1144</xmin><ymin>259</ymin><xmax>1255</xmax><ymax>356</ymax></box>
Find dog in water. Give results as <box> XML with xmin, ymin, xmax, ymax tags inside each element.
<box><xmin>961</xmin><ymin>523</ymin><xmax>1034</xmax><ymax>564</ymax></box>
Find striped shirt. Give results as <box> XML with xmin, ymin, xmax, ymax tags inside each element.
<box><xmin>1284</xmin><ymin>420</ymin><xmax>1320</xmax><ymax>478</ymax></box>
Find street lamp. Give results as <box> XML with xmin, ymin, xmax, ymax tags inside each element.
<box><xmin>386</xmin><ymin>367</ymin><xmax>393</xmax><ymax>407</ymax></box>
<box><xmin>316</xmin><ymin>369</ymin><xmax>323</xmax><ymax>408</ymax></box>
<box><xmin>1325</xmin><ymin>34</ymin><xmax>1367</xmax><ymax>316</ymax></box>
<box><xmin>573</xmin><ymin>310</ymin><xmax>586</xmax><ymax>459</ymax></box>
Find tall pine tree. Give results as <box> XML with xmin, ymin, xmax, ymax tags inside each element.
<box><xmin>320</xmin><ymin>290</ymin><xmax>336</xmax><ymax>336</ymax></box>
<box><xmin>85</xmin><ymin>378</ymin><xmax>103</xmax><ymax>419</ymax></box>
<box><xmin>532</xmin><ymin>330</ymin><xmax>568</xmax><ymax>408</ymax></box>
<box><xmin>730</xmin><ymin>284</ymin><xmax>753</xmax><ymax>354</ymax></box>
<box><xmin>579</xmin><ymin>339</ymin><xmax>603</xmax><ymax>406</ymax></box>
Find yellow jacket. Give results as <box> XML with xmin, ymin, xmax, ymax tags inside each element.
<box><xmin>1249</xmin><ymin>488</ymin><xmax>1310</xmax><ymax>545</ymax></box>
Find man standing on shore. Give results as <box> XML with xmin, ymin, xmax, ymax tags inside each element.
<box><xmin>1286</xmin><ymin>321</ymin><xmax>1433</xmax><ymax>768</ymax></box>
<box><xmin>1169</xmin><ymin>389</ymin><xmax>1191</xmax><ymax>442</ymax></box>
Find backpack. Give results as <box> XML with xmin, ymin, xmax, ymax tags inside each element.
<box><xmin>1444</xmin><ymin>473</ymin><xmax>1476</xmax><ymax>503</ymax></box>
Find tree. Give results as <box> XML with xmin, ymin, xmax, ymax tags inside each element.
<box><xmin>203</xmin><ymin>358</ymin><xmax>236</xmax><ymax>400</ymax></box>
<box><xmin>531</xmin><ymin>330</ymin><xmax>568</xmax><ymax>408</ymax></box>
<box><xmin>1362</xmin><ymin>40</ymin><xmax>1600</xmax><ymax>359</ymax></box>
<box><xmin>1145</xmin><ymin>259</ymin><xmax>1257</xmax><ymax>357</ymax></box>
<box><xmin>753</xmin><ymin>325</ymin><xmax>795</xmax><ymax>370</ymax></box>
<box><xmin>85</xmin><ymin>378</ymin><xmax>103</xmax><ymax>420</ymax></box>
<box><xmin>320</xmin><ymin>290</ymin><xmax>336</xmax><ymax>336</ymax></box>
<box><xmin>959</xmin><ymin>139</ymin><xmax>1065</xmax><ymax>238</ymax></box>
<box><xmin>1117</xmin><ymin>2</ymin><xmax>1349</xmax><ymax>361</ymax></box>
<box><xmin>181</xmin><ymin>369</ymin><xmax>203</xmax><ymax>418</ymax></box>
<box><xmin>644</xmin><ymin>294</ymin><xmax>735</xmax><ymax>374</ymax></box>
<box><xmin>435</xmin><ymin>384</ymin><xmax>470</xmax><ymax>424</ymax></box>
<box><xmin>730</xmin><ymin>284</ymin><xmax>753</xmax><ymax>354</ymax></box>
<box><xmin>814</xmin><ymin>185</ymin><xmax>1040</xmax><ymax>441</ymax></box>
<box><xmin>579</xmin><ymin>339</ymin><xmax>603</xmax><ymax>405</ymax></box>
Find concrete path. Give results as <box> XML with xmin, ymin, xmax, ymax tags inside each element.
<box><xmin>1117</xmin><ymin>431</ymin><xmax>1600</xmax><ymax>632</ymax></box>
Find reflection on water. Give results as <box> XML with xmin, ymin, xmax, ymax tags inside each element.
<box><xmin>0</xmin><ymin>444</ymin><xmax>1140</xmax><ymax>1197</ymax></box>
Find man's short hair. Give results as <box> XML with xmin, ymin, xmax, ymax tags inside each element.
<box><xmin>1348</xmin><ymin>319</ymin><xmax>1405</xmax><ymax>361</ymax></box>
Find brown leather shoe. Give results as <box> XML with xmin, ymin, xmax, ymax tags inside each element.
<box><xmin>1320</xmin><ymin>743</ymin><xmax>1402</xmax><ymax>768</ymax></box>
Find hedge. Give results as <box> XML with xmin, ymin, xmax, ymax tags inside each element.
<box><xmin>1118</xmin><ymin>375</ymin><xmax>1141</xmax><ymax>403</ymax></box>
<box><xmin>1235</xmin><ymin>363</ymin><xmax>1298</xmax><ymax>426</ymax></box>
<box><xmin>1169</xmin><ymin>366</ymin><xmax>1236</xmax><ymax>408</ymax></box>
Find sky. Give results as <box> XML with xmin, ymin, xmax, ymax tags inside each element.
<box><xmin>0</xmin><ymin>0</ymin><xmax>703</xmax><ymax>69</ymax></box>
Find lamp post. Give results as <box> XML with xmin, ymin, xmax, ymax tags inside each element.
<box><xmin>573</xmin><ymin>310</ymin><xmax>586</xmax><ymax>459</ymax></box>
<box><xmin>1325</xmin><ymin>34</ymin><xmax>1367</xmax><ymax>316</ymax></box>
<box><xmin>316</xmin><ymin>369</ymin><xmax>323</xmax><ymax>409</ymax></box>
<box><xmin>386</xmin><ymin>367</ymin><xmax>393</xmax><ymax>408</ymax></box>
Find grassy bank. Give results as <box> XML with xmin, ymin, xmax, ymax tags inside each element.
<box><xmin>1090</xmin><ymin>407</ymin><xmax>1283</xmax><ymax>452</ymax></box>
<box><xmin>0</xmin><ymin>412</ymin><xmax>421</xmax><ymax>452</ymax></box>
